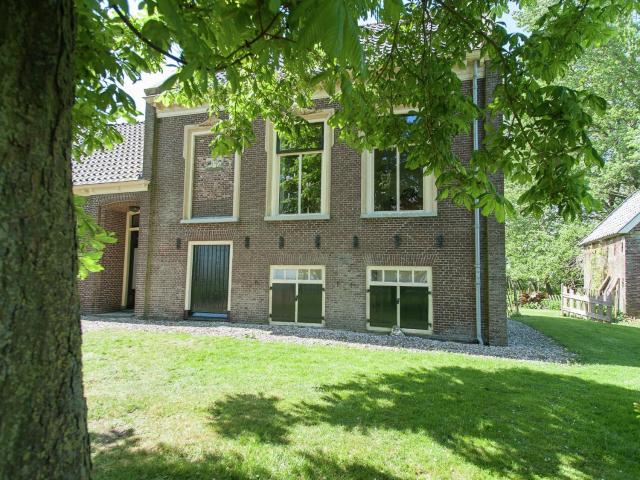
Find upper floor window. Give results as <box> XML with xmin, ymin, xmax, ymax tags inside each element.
<box><xmin>276</xmin><ymin>123</ymin><xmax>323</xmax><ymax>215</ymax></box>
<box><xmin>265</xmin><ymin>110</ymin><xmax>333</xmax><ymax>221</ymax></box>
<box><xmin>361</xmin><ymin>113</ymin><xmax>436</xmax><ymax>217</ymax></box>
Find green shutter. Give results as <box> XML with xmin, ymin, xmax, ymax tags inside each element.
<box><xmin>298</xmin><ymin>284</ymin><xmax>323</xmax><ymax>323</ymax></box>
<box><xmin>369</xmin><ymin>285</ymin><xmax>397</xmax><ymax>328</ymax></box>
<box><xmin>399</xmin><ymin>286</ymin><xmax>430</xmax><ymax>330</ymax></box>
<box><xmin>272</xmin><ymin>284</ymin><xmax>295</xmax><ymax>322</ymax></box>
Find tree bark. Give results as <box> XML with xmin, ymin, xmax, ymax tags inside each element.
<box><xmin>0</xmin><ymin>1</ymin><xmax>91</xmax><ymax>478</ymax></box>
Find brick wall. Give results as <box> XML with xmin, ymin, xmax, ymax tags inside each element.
<box><xmin>138</xmin><ymin>77</ymin><xmax>507</xmax><ymax>344</ymax></box>
<box><xmin>191</xmin><ymin>135</ymin><xmax>235</xmax><ymax>217</ymax></box>
<box><xmin>625</xmin><ymin>224</ymin><xmax>640</xmax><ymax>317</ymax></box>
<box><xmin>78</xmin><ymin>192</ymin><xmax>146</xmax><ymax>313</ymax></box>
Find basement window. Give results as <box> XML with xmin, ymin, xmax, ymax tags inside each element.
<box><xmin>367</xmin><ymin>266</ymin><xmax>433</xmax><ymax>333</ymax></box>
<box><xmin>270</xmin><ymin>266</ymin><xmax>325</xmax><ymax>326</ymax></box>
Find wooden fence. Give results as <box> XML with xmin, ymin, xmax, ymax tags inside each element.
<box><xmin>560</xmin><ymin>285</ymin><xmax>618</xmax><ymax>322</ymax></box>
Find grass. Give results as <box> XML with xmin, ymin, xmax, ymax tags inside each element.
<box><xmin>84</xmin><ymin>310</ymin><xmax>640</xmax><ymax>480</ymax></box>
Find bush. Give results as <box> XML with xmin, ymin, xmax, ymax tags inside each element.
<box><xmin>541</xmin><ymin>298</ymin><xmax>561</xmax><ymax>311</ymax></box>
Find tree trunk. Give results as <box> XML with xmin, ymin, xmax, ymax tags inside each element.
<box><xmin>0</xmin><ymin>1</ymin><xmax>91</xmax><ymax>479</ymax></box>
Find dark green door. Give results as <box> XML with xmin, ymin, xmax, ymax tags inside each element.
<box><xmin>399</xmin><ymin>286</ymin><xmax>431</xmax><ymax>330</ymax></box>
<box><xmin>369</xmin><ymin>285</ymin><xmax>397</xmax><ymax>328</ymax></box>
<box><xmin>190</xmin><ymin>245</ymin><xmax>230</xmax><ymax>315</ymax></box>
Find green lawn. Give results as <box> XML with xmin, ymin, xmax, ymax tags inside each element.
<box><xmin>85</xmin><ymin>310</ymin><xmax>640</xmax><ymax>480</ymax></box>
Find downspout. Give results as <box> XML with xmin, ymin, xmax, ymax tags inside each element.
<box><xmin>473</xmin><ymin>59</ymin><xmax>484</xmax><ymax>345</ymax></box>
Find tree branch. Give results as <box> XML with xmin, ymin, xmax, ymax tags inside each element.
<box><xmin>110</xmin><ymin>4</ymin><xmax>187</xmax><ymax>65</ymax></box>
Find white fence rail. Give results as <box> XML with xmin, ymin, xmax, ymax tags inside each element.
<box><xmin>561</xmin><ymin>285</ymin><xmax>618</xmax><ymax>322</ymax></box>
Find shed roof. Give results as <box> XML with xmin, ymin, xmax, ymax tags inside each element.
<box><xmin>580</xmin><ymin>191</ymin><xmax>640</xmax><ymax>245</ymax></box>
<box><xmin>72</xmin><ymin>122</ymin><xmax>144</xmax><ymax>186</ymax></box>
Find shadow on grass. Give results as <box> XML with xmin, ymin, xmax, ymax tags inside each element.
<box><xmin>208</xmin><ymin>393</ymin><xmax>294</xmax><ymax>444</ymax></box>
<box><xmin>92</xmin><ymin>436</ymin><xmax>401</xmax><ymax>480</ymax></box>
<box><xmin>208</xmin><ymin>366</ymin><xmax>639</xmax><ymax>479</ymax></box>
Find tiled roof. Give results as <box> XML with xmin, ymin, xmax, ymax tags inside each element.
<box><xmin>72</xmin><ymin>122</ymin><xmax>144</xmax><ymax>186</ymax></box>
<box><xmin>581</xmin><ymin>191</ymin><xmax>640</xmax><ymax>245</ymax></box>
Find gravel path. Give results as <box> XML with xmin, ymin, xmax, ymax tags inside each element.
<box><xmin>82</xmin><ymin>314</ymin><xmax>575</xmax><ymax>363</ymax></box>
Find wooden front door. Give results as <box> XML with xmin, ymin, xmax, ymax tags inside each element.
<box><xmin>190</xmin><ymin>244</ymin><xmax>230</xmax><ymax>317</ymax></box>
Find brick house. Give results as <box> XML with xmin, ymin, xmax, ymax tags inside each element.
<box><xmin>580</xmin><ymin>191</ymin><xmax>640</xmax><ymax>317</ymax></box>
<box><xmin>74</xmin><ymin>56</ymin><xmax>507</xmax><ymax>345</ymax></box>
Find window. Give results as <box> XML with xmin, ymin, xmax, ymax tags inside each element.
<box><xmin>361</xmin><ymin>112</ymin><xmax>436</xmax><ymax>217</ymax></box>
<box><xmin>265</xmin><ymin>110</ymin><xmax>333</xmax><ymax>220</ymax></box>
<box><xmin>367</xmin><ymin>267</ymin><xmax>433</xmax><ymax>333</ymax></box>
<box><xmin>182</xmin><ymin>124</ymin><xmax>241</xmax><ymax>224</ymax></box>
<box><xmin>270</xmin><ymin>266</ymin><xmax>324</xmax><ymax>325</ymax></box>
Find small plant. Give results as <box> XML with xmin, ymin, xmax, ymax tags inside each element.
<box><xmin>540</xmin><ymin>298</ymin><xmax>561</xmax><ymax>311</ymax></box>
<box><xmin>635</xmin><ymin>402</ymin><xmax>640</xmax><ymax>420</ymax></box>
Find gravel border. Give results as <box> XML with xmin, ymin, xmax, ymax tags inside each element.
<box><xmin>82</xmin><ymin>314</ymin><xmax>575</xmax><ymax>363</ymax></box>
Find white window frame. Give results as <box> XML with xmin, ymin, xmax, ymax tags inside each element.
<box><xmin>184</xmin><ymin>240</ymin><xmax>233</xmax><ymax>312</ymax></box>
<box><xmin>120</xmin><ymin>210</ymin><xmax>140</xmax><ymax>308</ymax></box>
<box><xmin>365</xmin><ymin>266</ymin><xmax>433</xmax><ymax>334</ymax></box>
<box><xmin>269</xmin><ymin>265</ymin><xmax>325</xmax><ymax>327</ymax></box>
<box><xmin>265</xmin><ymin>109</ymin><xmax>334</xmax><ymax>221</ymax></box>
<box><xmin>361</xmin><ymin>108</ymin><xmax>437</xmax><ymax>218</ymax></box>
<box><xmin>181</xmin><ymin>124</ymin><xmax>241</xmax><ymax>224</ymax></box>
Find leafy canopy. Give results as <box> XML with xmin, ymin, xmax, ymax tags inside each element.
<box><xmin>506</xmin><ymin>3</ymin><xmax>640</xmax><ymax>290</ymax></box>
<box><xmin>73</xmin><ymin>0</ymin><xmax>639</xmax><ymax>274</ymax></box>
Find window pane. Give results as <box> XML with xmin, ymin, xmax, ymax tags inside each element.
<box><xmin>369</xmin><ymin>285</ymin><xmax>397</xmax><ymax>328</ymax></box>
<box><xmin>301</xmin><ymin>153</ymin><xmax>321</xmax><ymax>213</ymax></box>
<box><xmin>384</xmin><ymin>270</ymin><xmax>397</xmax><ymax>282</ymax></box>
<box><xmin>374</xmin><ymin>149</ymin><xmax>397</xmax><ymax>211</ymax></box>
<box><xmin>370</xmin><ymin>269</ymin><xmax>382</xmax><ymax>282</ymax></box>
<box><xmin>284</xmin><ymin>269</ymin><xmax>297</xmax><ymax>280</ymax></box>
<box><xmin>399</xmin><ymin>152</ymin><xmax>423</xmax><ymax>211</ymax></box>
<box><xmin>400</xmin><ymin>286</ymin><xmax>430</xmax><ymax>330</ymax></box>
<box><xmin>399</xmin><ymin>270</ymin><xmax>412</xmax><ymax>283</ymax></box>
<box><xmin>309</xmin><ymin>269</ymin><xmax>322</xmax><ymax>280</ymax></box>
<box><xmin>414</xmin><ymin>271</ymin><xmax>428</xmax><ymax>284</ymax></box>
<box><xmin>276</xmin><ymin>123</ymin><xmax>324</xmax><ymax>153</ymax></box>
<box><xmin>279</xmin><ymin>155</ymin><xmax>299</xmax><ymax>214</ymax></box>
<box><xmin>131</xmin><ymin>213</ymin><xmax>139</xmax><ymax>228</ymax></box>
<box><xmin>273</xmin><ymin>269</ymin><xmax>285</xmax><ymax>280</ymax></box>
<box><xmin>299</xmin><ymin>269</ymin><xmax>309</xmax><ymax>280</ymax></box>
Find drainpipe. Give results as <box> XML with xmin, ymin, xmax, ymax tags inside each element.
<box><xmin>473</xmin><ymin>59</ymin><xmax>484</xmax><ymax>345</ymax></box>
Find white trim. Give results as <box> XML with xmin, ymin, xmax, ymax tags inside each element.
<box><xmin>73</xmin><ymin>179</ymin><xmax>149</xmax><ymax>196</ymax></box>
<box><xmin>184</xmin><ymin>241</ymin><xmax>233</xmax><ymax>312</ymax></box>
<box><xmin>156</xmin><ymin>105</ymin><xmax>209</xmax><ymax>118</ymax></box>
<box><xmin>269</xmin><ymin>265</ymin><xmax>325</xmax><ymax>327</ymax></box>
<box><xmin>181</xmin><ymin>216</ymin><xmax>239</xmax><ymax>224</ymax></box>
<box><xmin>182</xmin><ymin>124</ymin><xmax>241</xmax><ymax>222</ymax></box>
<box><xmin>265</xmin><ymin>109</ymin><xmax>334</xmax><ymax>218</ymax></box>
<box><xmin>365</xmin><ymin>266</ymin><xmax>433</xmax><ymax>334</ymax></box>
<box><xmin>120</xmin><ymin>211</ymin><xmax>140</xmax><ymax>308</ymax></box>
<box><xmin>264</xmin><ymin>213</ymin><xmax>330</xmax><ymax>222</ymax></box>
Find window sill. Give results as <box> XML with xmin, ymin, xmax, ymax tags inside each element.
<box><xmin>264</xmin><ymin>213</ymin><xmax>330</xmax><ymax>222</ymax></box>
<box><xmin>366</xmin><ymin>323</ymin><xmax>433</xmax><ymax>335</ymax></box>
<box><xmin>181</xmin><ymin>216</ymin><xmax>238</xmax><ymax>224</ymax></box>
<box><xmin>270</xmin><ymin>321</ymin><xmax>325</xmax><ymax>328</ymax></box>
<box><xmin>361</xmin><ymin>211</ymin><xmax>437</xmax><ymax>219</ymax></box>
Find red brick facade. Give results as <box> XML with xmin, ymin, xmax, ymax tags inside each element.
<box><xmin>78</xmin><ymin>75</ymin><xmax>508</xmax><ymax>345</ymax></box>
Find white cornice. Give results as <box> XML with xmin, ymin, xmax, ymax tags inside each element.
<box><xmin>73</xmin><ymin>179</ymin><xmax>149</xmax><ymax>196</ymax></box>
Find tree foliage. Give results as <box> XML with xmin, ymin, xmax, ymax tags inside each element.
<box><xmin>507</xmin><ymin>3</ymin><xmax>640</xmax><ymax>290</ymax></box>
<box><xmin>73</xmin><ymin>1</ymin><xmax>640</xmax><ymax>284</ymax></box>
